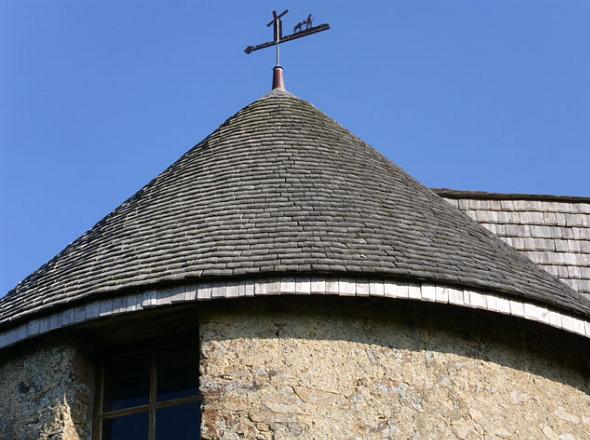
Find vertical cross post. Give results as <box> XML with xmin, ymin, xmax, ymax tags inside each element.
<box><xmin>267</xmin><ymin>10</ymin><xmax>288</xmax><ymax>67</ymax></box>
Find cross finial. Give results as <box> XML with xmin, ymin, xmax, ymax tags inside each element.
<box><xmin>245</xmin><ymin>10</ymin><xmax>331</xmax><ymax>90</ymax></box>
<box><xmin>265</xmin><ymin>10</ymin><xmax>288</xmax><ymax>66</ymax></box>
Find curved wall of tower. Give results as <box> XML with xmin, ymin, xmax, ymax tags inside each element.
<box><xmin>200</xmin><ymin>298</ymin><xmax>590</xmax><ymax>439</ymax></box>
<box><xmin>0</xmin><ymin>296</ymin><xmax>589</xmax><ymax>439</ymax></box>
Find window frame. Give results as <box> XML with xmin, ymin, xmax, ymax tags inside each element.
<box><xmin>93</xmin><ymin>333</ymin><xmax>201</xmax><ymax>440</ymax></box>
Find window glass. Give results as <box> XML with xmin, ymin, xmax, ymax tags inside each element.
<box><xmin>98</xmin><ymin>335</ymin><xmax>200</xmax><ymax>439</ymax></box>
<box><xmin>102</xmin><ymin>412</ymin><xmax>149</xmax><ymax>440</ymax></box>
<box><xmin>103</xmin><ymin>353</ymin><xmax>150</xmax><ymax>411</ymax></box>
<box><xmin>157</xmin><ymin>343</ymin><xmax>198</xmax><ymax>401</ymax></box>
<box><xmin>156</xmin><ymin>402</ymin><xmax>200</xmax><ymax>440</ymax></box>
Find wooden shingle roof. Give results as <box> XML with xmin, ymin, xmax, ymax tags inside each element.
<box><xmin>2</xmin><ymin>90</ymin><xmax>589</xmax><ymax>329</ymax></box>
<box><xmin>436</xmin><ymin>189</ymin><xmax>590</xmax><ymax>300</ymax></box>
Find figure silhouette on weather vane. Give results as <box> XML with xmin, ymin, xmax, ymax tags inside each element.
<box><xmin>294</xmin><ymin>14</ymin><xmax>313</xmax><ymax>33</ymax></box>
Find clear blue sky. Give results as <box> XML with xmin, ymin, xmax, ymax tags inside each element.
<box><xmin>1</xmin><ymin>1</ymin><xmax>589</xmax><ymax>296</ymax></box>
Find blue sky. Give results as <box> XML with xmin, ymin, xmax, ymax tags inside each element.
<box><xmin>1</xmin><ymin>1</ymin><xmax>589</xmax><ymax>296</ymax></box>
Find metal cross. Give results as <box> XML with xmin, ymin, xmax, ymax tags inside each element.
<box><xmin>245</xmin><ymin>10</ymin><xmax>330</xmax><ymax>66</ymax></box>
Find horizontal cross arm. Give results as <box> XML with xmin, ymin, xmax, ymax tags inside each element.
<box><xmin>244</xmin><ymin>23</ymin><xmax>330</xmax><ymax>54</ymax></box>
<box><xmin>267</xmin><ymin>9</ymin><xmax>288</xmax><ymax>27</ymax></box>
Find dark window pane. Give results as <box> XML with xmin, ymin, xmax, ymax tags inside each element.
<box><xmin>157</xmin><ymin>343</ymin><xmax>198</xmax><ymax>401</ymax></box>
<box><xmin>156</xmin><ymin>402</ymin><xmax>200</xmax><ymax>440</ymax></box>
<box><xmin>103</xmin><ymin>353</ymin><xmax>150</xmax><ymax>411</ymax></box>
<box><xmin>103</xmin><ymin>412</ymin><xmax>148</xmax><ymax>440</ymax></box>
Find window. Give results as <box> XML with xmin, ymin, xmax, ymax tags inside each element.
<box><xmin>95</xmin><ymin>336</ymin><xmax>201</xmax><ymax>440</ymax></box>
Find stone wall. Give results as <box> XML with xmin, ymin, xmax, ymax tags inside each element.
<box><xmin>0</xmin><ymin>335</ymin><xmax>94</xmax><ymax>440</ymax></box>
<box><xmin>200</xmin><ymin>298</ymin><xmax>590</xmax><ymax>440</ymax></box>
<box><xmin>1</xmin><ymin>296</ymin><xmax>589</xmax><ymax>439</ymax></box>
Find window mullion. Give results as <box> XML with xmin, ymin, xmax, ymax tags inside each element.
<box><xmin>93</xmin><ymin>365</ymin><xmax>105</xmax><ymax>440</ymax></box>
<box><xmin>148</xmin><ymin>352</ymin><xmax>157</xmax><ymax>440</ymax></box>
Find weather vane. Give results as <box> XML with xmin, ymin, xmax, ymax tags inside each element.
<box><xmin>245</xmin><ymin>10</ymin><xmax>330</xmax><ymax>67</ymax></box>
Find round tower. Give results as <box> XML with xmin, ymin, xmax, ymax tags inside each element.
<box><xmin>1</xmin><ymin>87</ymin><xmax>589</xmax><ymax>439</ymax></box>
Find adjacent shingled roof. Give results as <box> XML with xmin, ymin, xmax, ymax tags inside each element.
<box><xmin>436</xmin><ymin>189</ymin><xmax>590</xmax><ymax>300</ymax></box>
<box><xmin>2</xmin><ymin>90</ymin><xmax>589</xmax><ymax>328</ymax></box>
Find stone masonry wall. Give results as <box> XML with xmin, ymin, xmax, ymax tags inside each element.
<box><xmin>200</xmin><ymin>298</ymin><xmax>590</xmax><ymax>440</ymax></box>
<box><xmin>0</xmin><ymin>335</ymin><xmax>94</xmax><ymax>440</ymax></box>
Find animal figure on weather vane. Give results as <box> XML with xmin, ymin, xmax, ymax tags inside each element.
<box><xmin>244</xmin><ymin>10</ymin><xmax>330</xmax><ymax>66</ymax></box>
<box><xmin>293</xmin><ymin>14</ymin><xmax>313</xmax><ymax>33</ymax></box>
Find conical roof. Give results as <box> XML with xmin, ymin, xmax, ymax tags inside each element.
<box><xmin>2</xmin><ymin>90</ymin><xmax>589</xmax><ymax>327</ymax></box>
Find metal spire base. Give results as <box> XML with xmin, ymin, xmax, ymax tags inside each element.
<box><xmin>272</xmin><ymin>66</ymin><xmax>286</xmax><ymax>91</ymax></box>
